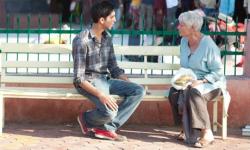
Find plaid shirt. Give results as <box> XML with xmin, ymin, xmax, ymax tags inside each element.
<box><xmin>72</xmin><ymin>28</ymin><xmax>124</xmax><ymax>84</ymax></box>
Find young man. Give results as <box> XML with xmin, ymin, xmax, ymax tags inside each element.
<box><xmin>72</xmin><ymin>1</ymin><xmax>145</xmax><ymax>141</ymax></box>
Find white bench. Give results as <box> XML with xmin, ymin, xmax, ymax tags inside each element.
<box><xmin>0</xmin><ymin>43</ymin><xmax>227</xmax><ymax>139</ymax></box>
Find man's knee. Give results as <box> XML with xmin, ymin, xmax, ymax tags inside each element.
<box><xmin>132</xmin><ymin>85</ymin><xmax>145</xmax><ymax>101</ymax></box>
<box><xmin>136</xmin><ymin>85</ymin><xmax>146</xmax><ymax>97</ymax></box>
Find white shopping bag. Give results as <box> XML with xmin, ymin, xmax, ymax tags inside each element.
<box><xmin>171</xmin><ymin>68</ymin><xmax>197</xmax><ymax>90</ymax></box>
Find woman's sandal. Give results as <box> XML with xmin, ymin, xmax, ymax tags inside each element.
<box><xmin>176</xmin><ymin>130</ymin><xmax>185</xmax><ymax>141</ymax></box>
<box><xmin>193</xmin><ymin>138</ymin><xmax>214</xmax><ymax>148</ymax></box>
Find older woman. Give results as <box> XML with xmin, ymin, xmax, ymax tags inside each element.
<box><xmin>168</xmin><ymin>10</ymin><xmax>229</xmax><ymax>148</ymax></box>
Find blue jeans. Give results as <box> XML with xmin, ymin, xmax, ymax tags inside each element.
<box><xmin>74</xmin><ymin>75</ymin><xmax>145</xmax><ymax>131</ymax></box>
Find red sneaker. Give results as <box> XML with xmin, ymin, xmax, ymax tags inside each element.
<box><xmin>77</xmin><ymin>112</ymin><xmax>95</xmax><ymax>137</ymax></box>
<box><xmin>94</xmin><ymin>129</ymin><xmax>127</xmax><ymax>141</ymax></box>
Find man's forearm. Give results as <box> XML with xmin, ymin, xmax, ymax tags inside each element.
<box><xmin>79</xmin><ymin>81</ymin><xmax>104</xmax><ymax>98</ymax></box>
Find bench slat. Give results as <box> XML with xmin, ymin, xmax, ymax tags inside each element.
<box><xmin>129</xmin><ymin>78</ymin><xmax>172</xmax><ymax>85</ymax></box>
<box><xmin>118</xmin><ymin>62</ymin><xmax>180</xmax><ymax>70</ymax></box>
<box><xmin>0</xmin><ymin>87</ymin><xmax>168</xmax><ymax>101</ymax></box>
<box><xmin>114</xmin><ymin>45</ymin><xmax>180</xmax><ymax>56</ymax></box>
<box><xmin>2</xmin><ymin>61</ymin><xmax>73</xmax><ymax>68</ymax></box>
<box><xmin>0</xmin><ymin>43</ymin><xmax>180</xmax><ymax>56</ymax></box>
<box><xmin>3</xmin><ymin>61</ymin><xmax>180</xmax><ymax>70</ymax></box>
<box><xmin>0</xmin><ymin>43</ymin><xmax>72</xmax><ymax>53</ymax></box>
<box><xmin>1</xmin><ymin>76</ymin><xmax>172</xmax><ymax>85</ymax></box>
<box><xmin>2</xmin><ymin>76</ymin><xmax>73</xmax><ymax>84</ymax></box>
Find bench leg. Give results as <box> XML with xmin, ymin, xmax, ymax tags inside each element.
<box><xmin>0</xmin><ymin>94</ymin><xmax>4</xmax><ymax>134</ymax></box>
<box><xmin>213</xmin><ymin>99</ymin><xmax>218</xmax><ymax>133</ymax></box>
<box><xmin>222</xmin><ymin>98</ymin><xmax>227</xmax><ymax>139</ymax></box>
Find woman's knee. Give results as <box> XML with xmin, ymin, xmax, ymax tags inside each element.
<box><xmin>189</xmin><ymin>88</ymin><xmax>201</xmax><ymax>96</ymax></box>
<box><xmin>188</xmin><ymin>88</ymin><xmax>202</xmax><ymax>102</ymax></box>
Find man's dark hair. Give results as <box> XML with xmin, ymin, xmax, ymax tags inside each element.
<box><xmin>91</xmin><ymin>1</ymin><xmax>115</xmax><ymax>23</ymax></box>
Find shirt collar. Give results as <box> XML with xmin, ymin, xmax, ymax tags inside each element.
<box><xmin>88</xmin><ymin>28</ymin><xmax>108</xmax><ymax>40</ymax></box>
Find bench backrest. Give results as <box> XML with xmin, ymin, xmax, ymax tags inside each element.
<box><xmin>0</xmin><ymin>43</ymin><xmax>180</xmax><ymax>86</ymax></box>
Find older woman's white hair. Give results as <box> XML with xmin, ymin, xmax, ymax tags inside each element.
<box><xmin>178</xmin><ymin>10</ymin><xmax>204</xmax><ymax>32</ymax></box>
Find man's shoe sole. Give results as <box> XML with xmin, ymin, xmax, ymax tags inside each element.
<box><xmin>95</xmin><ymin>133</ymin><xmax>114</xmax><ymax>140</ymax></box>
<box><xmin>95</xmin><ymin>132</ymin><xmax>127</xmax><ymax>141</ymax></box>
<box><xmin>77</xmin><ymin>116</ymin><xmax>87</xmax><ymax>135</ymax></box>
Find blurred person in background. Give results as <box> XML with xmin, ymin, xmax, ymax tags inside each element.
<box><xmin>110</xmin><ymin>0</ymin><xmax>123</xmax><ymax>29</ymax></box>
<box><xmin>199</xmin><ymin>0</ymin><xmax>219</xmax><ymax>17</ymax></box>
<box><xmin>139</xmin><ymin>0</ymin><xmax>154</xmax><ymax>31</ymax></box>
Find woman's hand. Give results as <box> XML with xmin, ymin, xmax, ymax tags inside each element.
<box><xmin>98</xmin><ymin>93</ymin><xmax>118</xmax><ymax>111</ymax></box>
<box><xmin>191</xmin><ymin>79</ymin><xmax>206</xmax><ymax>88</ymax></box>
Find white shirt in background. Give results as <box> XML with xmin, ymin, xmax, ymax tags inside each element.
<box><xmin>200</xmin><ymin>0</ymin><xmax>217</xmax><ymax>9</ymax></box>
<box><xmin>166</xmin><ymin>0</ymin><xmax>178</xmax><ymax>8</ymax></box>
<box><xmin>244</xmin><ymin>0</ymin><xmax>250</xmax><ymax>14</ymax></box>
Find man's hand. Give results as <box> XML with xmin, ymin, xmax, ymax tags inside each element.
<box><xmin>80</xmin><ymin>81</ymin><xmax>118</xmax><ymax>111</ymax></box>
<box><xmin>98</xmin><ymin>93</ymin><xmax>118</xmax><ymax>111</ymax></box>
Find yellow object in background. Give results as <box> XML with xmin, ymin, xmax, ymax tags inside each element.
<box><xmin>131</xmin><ymin>0</ymin><xmax>141</xmax><ymax>7</ymax></box>
<box><xmin>43</xmin><ymin>38</ymin><xmax>67</xmax><ymax>44</ymax></box>
<box><xmin>43</xmin><ymin>24</ymin><xmax>70</xmax><ymax>44</ymax></box>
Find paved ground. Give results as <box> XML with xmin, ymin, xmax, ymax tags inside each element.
<box><xmin>0</xmin><ymin>123</ymin><xmax>249</xmax><ymax>150</ymax></box>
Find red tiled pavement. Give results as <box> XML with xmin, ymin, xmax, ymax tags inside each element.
<box><xmin>0</xmin><ymin>123</ymin><xmax>250</xmax><ymax>150</ymax></box>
